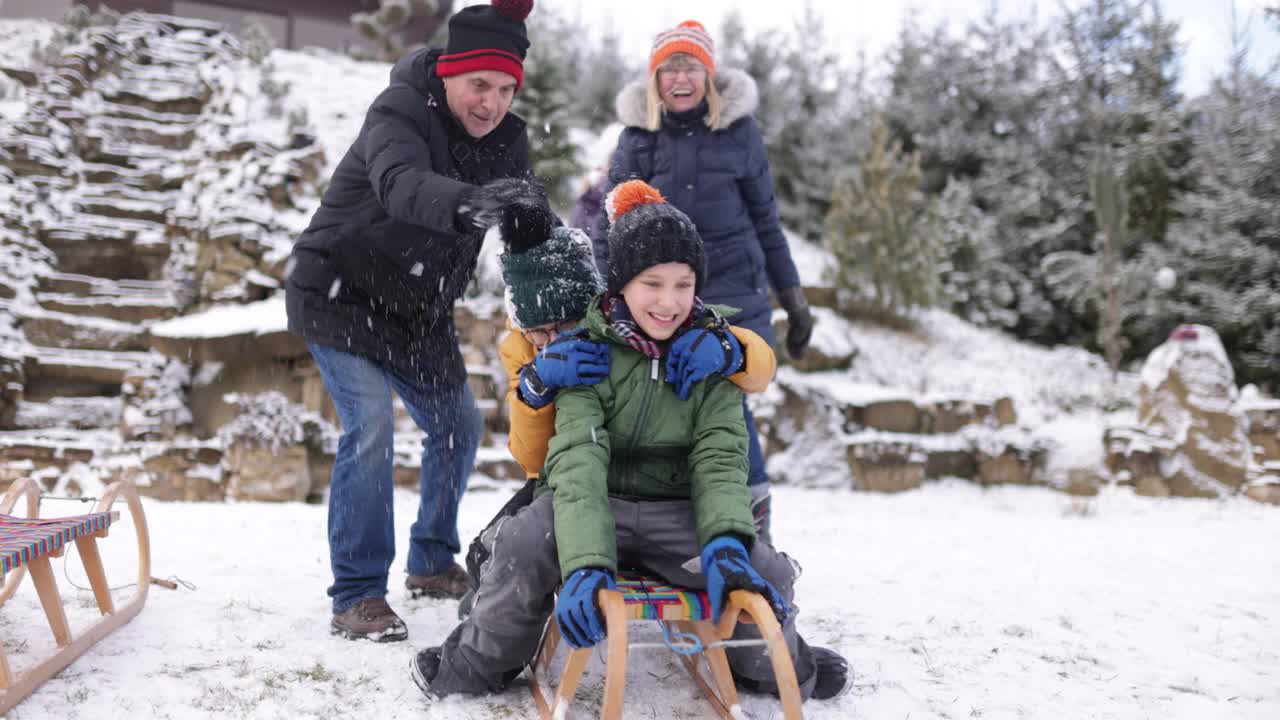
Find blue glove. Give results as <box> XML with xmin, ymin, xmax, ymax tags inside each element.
<box><xmin>700</xmin><ymin>535</ymin><xmax>788</xmax><ymax>624</ymax></box>
<box><xmin>518</xmin><ymin>330</ymin><xmax>610</xmax><ymax>409</ymax></box>
<box><xmin>555</xmin><ymin>568</ymin><xmax>616</xmax><ymax>649</ymax></box>
<box><xmin>665</xmin><ymin>326</ymin><xmax>744</xmax><ymax>400</ymax></box>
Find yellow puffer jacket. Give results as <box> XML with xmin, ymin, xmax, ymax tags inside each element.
<box><xmin>500</xmin><ymin>321</ymin><xmax>776</xmax><ymax>477</ymax></box>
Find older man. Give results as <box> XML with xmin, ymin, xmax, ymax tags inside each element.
<box><xmin>285</xmin><ymin>0</ymin><xmax>540</xmax><ymax>643</ymax></box>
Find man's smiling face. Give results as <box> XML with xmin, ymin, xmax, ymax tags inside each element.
<box><xmin>442</xmin><ymin>69</ymin><xmax>517</xmax><ymax>139</ymax></box>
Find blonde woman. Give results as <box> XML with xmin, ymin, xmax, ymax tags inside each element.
<box><xmin>591</xmin><ymin>20</ymin><xmax>814</xmax><ymax>544</ymax></box>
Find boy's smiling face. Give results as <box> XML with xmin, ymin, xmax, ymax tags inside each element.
<box><xmin>621</xmin><ymin>262</ymin><xmax>696</xmax><ymax>340</ymax></box>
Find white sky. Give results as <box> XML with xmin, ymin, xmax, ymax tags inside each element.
<box><xmin>566</xmin><ymin>0</ymin><xmax>1280</xmax><ymax>97</ymax></box>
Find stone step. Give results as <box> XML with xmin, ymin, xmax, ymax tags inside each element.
<box><xmin>98</xmin><ymin>75</ymin><xmax>210</xmax><ymax>116</ymax></box>
<box><xmin>35</xmin><ymin>290</ymin><xmax>179</xmax><ymax>323</ymax></box>
<box><xmin>17</xmin><ymin>304</ymin><xmax>152</xmax><ymax>351</ymax></box>
<box><xmin>12</xmin><ymin>396</ymin><xmax>121</xmax><ymax>431</ymax></box>
<box><xmin>84</xmin><ymin>116</ymin><xmax>197</xmax><ymax>151</ymax></box>
<box><xmin>0</xmin><ymin>429</ymin><xmax>105</xmax><ymax>474</ymax></box>
<box><xmin>80</xmin><ymin>161</ymin><xmax>188</xmax><ymax>192</ymax></box>
<box><xmin>87</xmin><ymin>98</ymin><xmax>203</xmax><ymax>128</ymax></box>
<box><xmin>37</xmin><ymin>220</ymin><xmax>170</xmax><ymax>279</ymax></box>
<box><xmin>0</xmin><ymin>131</ymin><xmax>69</xmax><ymax>179</ymax></box>
<box><xmin>79</xmin><ymin>132</ymin><xmax>186</xmax><ymax>169</ymax></box>
<box><xmin>0</xmin><ymin>430</ymin><xmax>225</xmax><ymax>502</ymax></box>
<box><xmin>75</xmin><ymin>191</ymin><xmax>172</xmax><ymax>224</ymax></box>
<box><xmin>22</xmin><ymin>346</ymin><xmax>154</xmax><ymax>400</ymax></box>
<box><xmin>37</xmin><ymin>270</ymin><xmax>177</xmax><ymax>298</ymax></box>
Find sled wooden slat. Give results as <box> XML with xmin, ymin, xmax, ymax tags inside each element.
<box><xmin>529</xmin><ymin>570</ymin><xmax>802</xmax><ymax>720</ymax></box>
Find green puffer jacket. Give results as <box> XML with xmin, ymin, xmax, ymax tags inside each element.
<box><xmin>542</xmin><ymin>299</ymin><xmax>755</xmax><ymax>580</ymax></box>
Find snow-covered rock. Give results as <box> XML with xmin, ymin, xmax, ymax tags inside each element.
<box><xmin>1133</xmin><ymin>324</ymin><xmax>1252</xmax><ymax>496</ymax></box>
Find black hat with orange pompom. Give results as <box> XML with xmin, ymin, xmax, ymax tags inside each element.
<box><xmin>438</xmin><ymin>0</ymin><xmax>534</xmax><ymax>90</ymax></box>
<box><xmin>604</xmin><ymin>180</ymin><xmax>705</xmax><ymax>296</ymax></box>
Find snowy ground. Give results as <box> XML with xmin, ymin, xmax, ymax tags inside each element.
<box><xmin>2</xmin><ymin>481</ymin><xmax>1276</xmax><ymax>719</ymax></box>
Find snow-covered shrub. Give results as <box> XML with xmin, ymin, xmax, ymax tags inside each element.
<box><xmin>241</xmin><ymin>20</ymin><xmax>275</xmax><ymax>66</ymax></box>
<box><xmin>824</xmin><ymin>115</ymin><xmax>942</xmax><ymax>320</ymax></box>
<box><xmin>218</xmin><ymin>391</ymin><xmax>337</xmax><ymax>455</ymax></box>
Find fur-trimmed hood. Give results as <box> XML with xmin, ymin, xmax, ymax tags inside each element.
<box><xmin>614</xmin><ymin>68</ymin><xmax>760</xmax><ymax>129</ymax></box>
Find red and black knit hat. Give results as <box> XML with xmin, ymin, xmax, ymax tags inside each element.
<box><xmin>649</xmin><ymin>20</ymin><xmax>715</xmax><ymax>76</ymax></box>
<box><xmin>437</xmin><ymin>0</ymin><xmax>534</xmax><ymax>90</ymax></box>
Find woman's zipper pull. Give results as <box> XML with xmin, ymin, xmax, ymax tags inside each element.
<box><xmin>651</xmin><ymin>357</ymin><xmax>659</xmax><ymax>381</ymax></box>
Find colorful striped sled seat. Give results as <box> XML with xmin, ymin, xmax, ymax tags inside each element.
<box><xmin>615</xmin><ymin>570</ymin><xmax>712</xmax><ymax>621</ymax></box>
<box><xmin>0</xmin><ymin>512</ymin><xmax>117</xmax><ymax>579</ymax></box>
<box><xmin>0</xmin><ymin>478</ymin><xmax>151</xmax><ymax>716</ymax></box>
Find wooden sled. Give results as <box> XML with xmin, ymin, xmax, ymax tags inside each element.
<box><xmin>0</xmin><ymin>477</ymin><xmax>152</xmax><ymax>715</ymax></box>
<box><xmin>529</xmin><ymin>571</ymin><xmax>802</xmax><ymax>720</ymax></box>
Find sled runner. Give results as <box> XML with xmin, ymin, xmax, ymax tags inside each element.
<box><xmin>529</xmin><ymin>570</ymin><xmax>802</xmax><ymax>720</ymax></box>
<box><xmin>0</xmin><ymin>477</ymin><xmax>151</xmax><ymax>714</ymax></box>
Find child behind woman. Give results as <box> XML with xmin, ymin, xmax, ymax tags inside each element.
<box><xmin>411</xmin><ymin>181</ymin><xmax>849</xmax><ymax>702</ymax></box>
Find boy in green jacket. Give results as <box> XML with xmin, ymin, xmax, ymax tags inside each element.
<box><xmin>411</xmin><ymin>180</ymin><xmax>849</xmax><ymax>702</ymax></box>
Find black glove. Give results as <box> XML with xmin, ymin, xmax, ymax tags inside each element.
<box><xmin>455</xmin><ymin>177</ymin><xmax>547</xmax><ymax>232</ymax></box>
<box><xmin>499</xmin><ymin>195</ymin><xmax>560</xmax><ymax>254</ymax></box>
<box><xmin>777</xmin><ymin>286</ymin><xmax>814</xmax><ymax>360</ymax></box>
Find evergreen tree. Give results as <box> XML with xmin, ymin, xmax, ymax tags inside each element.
<box><xmin>570</xmin><ymin>26</ymin><xmax>634</xmax><ymax>131</ymax></box>
<box><xmin>720</xmin><ymin>9</ymin><xmax>857</xmax><ymax>243</ymax></box>
<box><xmin>1151</xmin><ymin>24</ymin><xmax>1280</xmax><ymax>388</ymax></box>
<box><xmin>512</xmin><ymin>9</ymin><xmax>581</xmax><ymax>208</ymax></box>
<box><xmin>824</xmin><ymin>116</ymin><xmax>942</xmax><ymax>318</ymax></box>
<box><xmin>934</xmin><ymin>179</ymin><xmax>1023</xmax><ymax>330</ymax></box>
<box><xmin>1040</xmin><ymin>147</ymin><xmax>1158</xmax><ymax>373</ymax></box>
<box><xmin>766</xmin><ymin>6</ymin><xmax>853</xmax><ymax>243</ymax></box>
<box><xmin>880</xmin><ymin>10</ymin><xmax>1059</xmax><ymax>334</ymax></box>
<box><xmin>351</xmin><ymin>0</ymin><xmax>440</xmax><ymax>63</ymax></box>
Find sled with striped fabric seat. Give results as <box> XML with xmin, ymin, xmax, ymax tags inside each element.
<box><xmin>529</xmin><ymin>570</ymin><xmax>802</xmax><ymax>720</ymax></box>
<box><xmin>0</xmin><ymin>477</ymin><xmax>151</xmax><ymax>715</ymax></box>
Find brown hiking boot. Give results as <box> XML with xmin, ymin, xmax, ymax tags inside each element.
<box><xmin>405</xmin><ymin>563</ymin><xmax>471</xmax><ymax>600</ymax></box>
<box><xmin>330</xmin><ymin>597</ymin><xmax>408</xmax><ymax>642</ymax></box>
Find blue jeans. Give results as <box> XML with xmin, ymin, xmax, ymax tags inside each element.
<box><xmin>309</xmin><ymin>343</ymin><xmax>483</xmax><ymax>613</ymax></box>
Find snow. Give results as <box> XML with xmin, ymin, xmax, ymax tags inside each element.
<box><xmin>2</xmin><ymin>481</ymin><xmax>1276</xmax><ymax>719</ymax></box>
<box><xmin>268</xmin><ymin>48</ymin><xmax>389</xmax><ymax>178</ymax></box>
<box><xmin>148</xmin><ymin>296</ymin><xmax>286</xmax><ymax>339</ymax></box>
<box><xmin>1</xmin><ymin>13</ymin><xmax>1277</xmax><ymax>720</ymax></box>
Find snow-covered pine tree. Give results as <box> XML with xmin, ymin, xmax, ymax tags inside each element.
<box><xmin>824</xmin><ymin>115</ymin><xmax>941</xmax><ymax>319</ymax></box>
<box><xmin>1041</xmin><ymin>147</ymin><xmax>1147</xmax><ymax>374</ymax></box>
<box><xmin>351</xmin><ymin>0</ymin><xmax>440</xmax><ymax>63</ymax></box>
<box><xmin>880</xmin><ymin>11</ymin><xmax>1059</xmax><ymax>335</ymax></box>
<box><xmin>511</xmin><ymin>8</ymin><xmax>581</xmax><ymax>209</ymax></box>
<box><xmin>1153</xmin><ymin>21</ymin><xmax>1280</xmax><ymax>389</ymax></box>
<box><xmin>720</xmin><ymin>10</ymin><xmax>856</xmax><ymax>243</ymax></box>
<box><xmin>764</xmin><ymin>6</ymin><xmax>853</xmax><ymax>244</ymax></box>
<box><xmin>720</xmin><ymin>12</ymin><xmax>786</xmax><ymax>140</ymax></box>
<box><xmin>934</xmin><ymin>179</ymin><xmax>1022</xmax><ymax>330</ymax></box>
<box><xmin>571</xmin><ymin>26</ymin><xmax>634</xmax><ymax>131</ymax></box>
<box><xmin>241</xmin><ymin>20</ymin><xmax>275</xmax><ymax>66</ymax></box>
<box><xmin>1016</xmin><ymin>0</ymin><xmax>1188</xmax><ymax>351</ymax></box>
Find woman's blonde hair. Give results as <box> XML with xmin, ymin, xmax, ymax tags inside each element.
<box><xmin>644</xmin><ymin>54</ymin><xmax>722</xmax><ymax>132</ymax></box>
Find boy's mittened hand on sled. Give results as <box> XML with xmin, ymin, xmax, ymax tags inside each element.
<box><xmin>665</xmin><ymin>326</ymin><xmax>744</xmax><ymax>400</ymax></box>
<box><xmin>700</xmin><ymin>535</ymin><xmax>789</xmax><ymax>624</ymax></box>
<box><xmin>555</xmin><ymin>568</ymin><xmax>616</xmax><ymax>649</ymax></box>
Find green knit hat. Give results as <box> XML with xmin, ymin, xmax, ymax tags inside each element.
<box><xmin>501</xmin><ymin>226</ymin><xmax>603</xmax><ymax>329</ymax></box>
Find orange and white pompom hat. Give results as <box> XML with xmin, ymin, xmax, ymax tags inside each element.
<box><xmin>649</xmin><ymin>20</ymin><xmax>716</xmax><ymax>76</ymax></box>
<box><xmin>604</xmin><ymin>180</ymin><xmax>706</xmax><ymax>295</ymax></box>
